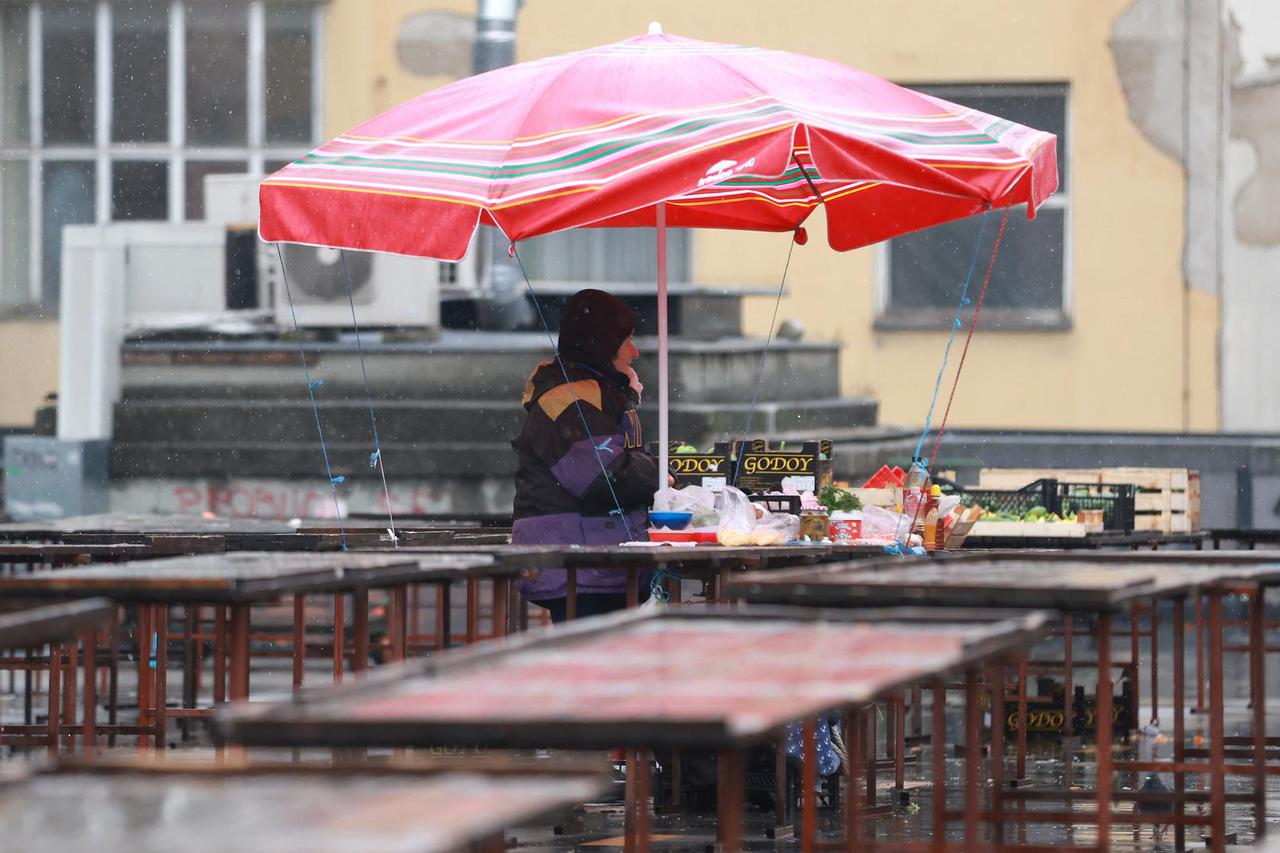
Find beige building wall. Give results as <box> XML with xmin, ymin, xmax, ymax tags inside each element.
<box><xmin>0</xmin><ymin>319</ymin><xmax>58</xmax><ymax>427</ymax></box>
<box><xmin>0</xmin><ymin>0</ymin><xmax>1217</xmax><ymax>435</ymax></box>
<box><xmin>511</xmin><ymin>0</ymin><xmax>1219</xmax><ymax>433</ymax></box>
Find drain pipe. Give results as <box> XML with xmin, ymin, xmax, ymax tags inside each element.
<box><xmin>474</xmin><ymin>0</ymin><xmax>533</xmax><ymax>330</ymax></box>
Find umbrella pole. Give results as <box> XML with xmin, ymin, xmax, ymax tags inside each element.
<box><xmin>656</xmin><ymin>202</ymin><xmax>669</xmax><ymax>495</ymax></box>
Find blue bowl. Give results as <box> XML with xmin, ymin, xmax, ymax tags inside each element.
<box><xmin>649</xmin><ymin>511</ymin><xmax>693</xmax><ymax>530</ymax></box>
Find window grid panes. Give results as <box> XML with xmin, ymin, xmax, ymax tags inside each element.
<box><xmin>42</xmin><ymin>3</ymin><xmax>97</xmax><ymax>145</ymax></box>
<box><xmin>186</xmin><ymin>1</ymin><xmax>249</xmax><ymax>146</ymax></box>
<box><xmin>520</xmin><ymin>228</ymin><xmax>693</xmax><ymax>286</ymax></box>
<box><xmin>265</xmin><ymin>4</ymin><xmax>313</xmax><ymax>144</ymax></box>
<box><xmin>112</xmin><ymin>160</ymin><xmax>168</xmax><ymax>220</ymax></box>
<box><xmin>882</xmin><ymin>84</ymin><xmax>1069</xmax><ymax>328</ymax></box>
<box><xmin>0</xmin><ymin>1</ymin><xmax>319</xmax><ymax>309</ymax></box>
<box><xmin>1</xmin><ymin>3</ymin><xmax>31</xmax><ymax>145</ymax></box>
<box><xmin>112</xmin><ymin>0</ymin><xmax>169</xmax><ymax>143</ymax></box>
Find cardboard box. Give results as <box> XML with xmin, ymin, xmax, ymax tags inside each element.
<box><xmin>651</xmin><ymin>441</ymin><xmax>730</xmax><ymax>492</ymax></box>
<box><xmin>711</xmin><ymin>439</ymin><xmax>833</xmax><ymax>495</ymax></box>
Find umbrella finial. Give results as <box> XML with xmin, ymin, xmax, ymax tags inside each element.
<box><xmin>648</xmin><ymin>21</ymin><xmax>663</xmax><ymax>35</ymax></box>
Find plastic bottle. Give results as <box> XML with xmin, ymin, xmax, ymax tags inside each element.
<box><xmin>923</xmin><ymin>484</ymin><xmax>942</xmax><ymax>550</ymax></box>
<box><xmin>903</xmin><ymin>457</ymin><xmax>931</xmax><ymax>520</ymax></box>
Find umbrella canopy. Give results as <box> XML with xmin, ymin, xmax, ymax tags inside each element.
<box><xmin>260</xmin><ymin>28</ymin><xmax>1058</xmax><ymax>260</ymax></box>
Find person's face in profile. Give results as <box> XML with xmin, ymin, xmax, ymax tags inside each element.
<box><xmin>612</xmin><ymin>335</ymin><xmax>639</xmax><ymax>372</ymax></box>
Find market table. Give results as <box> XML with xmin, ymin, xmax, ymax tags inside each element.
<box><xmin>218</xmin><ymin>605</ymin><xmax>1049</xmax><ymax>853</ymax></box>
<box><xmin>730</xmin><ymin>555</ymin><xmax>1280</xmax><ymax>852</ymax></box>
<box><xmin>0</xmin><ymin>513</ymin><xmax>517</xmax><ymax>551</ymax></box>
<box><xmin>0</xmin><ymin>598</ymin><xmax>117</xmax><ymax>648</ymax></box>
<box><xmin>0</xmin><ymin>599</ymin><xmax>118</xmax><ymax>755</ymax></box>
<box><xmin>962</xmin><ymin>529</ymin><xmax>1210</xmax><ymax>551</ymax></box>
<box><xmin>1207</xmin><ymin>528</ymin><xmax>1280</xmax><ymax>550</ymax></box>
<box><xmin>0</xmin><ymin>551</ymin><xmax>535</xmax><ymax>752</ymax></box>
<box><xmin>392</xmin><ymin>542</ymin><xmax>887</xmax><ymax>614</ymax></box>
<box><xmin>0</xmin><ymin>757</ymin><xmax>606</xmax><ymax>853</ymax></box>
<box><xmin>0</xmin><ymin>542</ymin><xmax>155</xmax><ymax>571</ymax></box>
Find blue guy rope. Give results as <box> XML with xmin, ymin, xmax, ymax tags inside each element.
<box><xmin>276</xmin><ymin>244</ymin><xmax>349</xmax><ymax>550</ymax></box>
<box><xmin>339</xmin><ymin>250</ymin><xmax>399</xmax><ymax>546</ymax></box>
<box><xmin>510</xmin><ymin>246</ymin><xmax>635</xmax><ymax>542</ymax></box>
<box><xmin>913</xmin><ymin>212</ymin><xmax>992</xmax><ymax>461</ymax></box>
<box><xmin>730</xmin><ymin>234</ymin><xmax>797</xmax><ymax>488</ymax></box>
<box><xmin>891</xmin><ymin>213</ymin><xmax>994</xmax><ymax>554</ymax></box>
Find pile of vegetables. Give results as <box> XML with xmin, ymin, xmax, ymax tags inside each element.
<box><xmin>817</xmin><ymin>484</ymin><xmax>862</xmax><ymax>513</ymax></box>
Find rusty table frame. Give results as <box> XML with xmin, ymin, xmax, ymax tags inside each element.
<box><xmin>216</xmin><ymin>605</ymin><xmax>1049</xmax><ymax>853</ymax></box>
<box><xmin>0</xmin><ymin>552</ymin><xmax>528</xmax><ymax>753</ymax></box>
<box><xmin>731</xmin><ymin>555</ymin><xmax>1280</xmax><ymax>852</ymax></box>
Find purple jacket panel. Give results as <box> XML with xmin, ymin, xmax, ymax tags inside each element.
<box><xmin>549</xmin><ymin>433</ymin><xmax>625</xmax><ymax>497</ymax></box>
<box><xmin>512</xmin><ymin>509</ymin><xmax>650</xmax><ymax>601</ymax></box>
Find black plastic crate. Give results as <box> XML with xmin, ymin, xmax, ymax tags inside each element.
<box><xmin>943</xmin><ymin>478</ymin><xmax>1057</xmax><ymax>518</ymax></box>
<box><xmin>1055</xmin><ymin>481</ymin><xmax>1135</xmax><ymax>531</ymax></box>
<box><xmin>942</xmin><ymin>478</ymin><xmax>1136</xmax><ymax>531</ymax></box>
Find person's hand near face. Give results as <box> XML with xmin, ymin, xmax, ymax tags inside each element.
<box><xmin>612</xmin><ymin>335</ymin><xmax>643</xmax><ymax>400</ymax></box>
<box><xmin>613</xmin><ymin>336</ymin><xmax>674</xmax><ymax>486</ymax></box>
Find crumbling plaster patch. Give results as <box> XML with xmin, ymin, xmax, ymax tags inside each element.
<box><xmin>1111</xmin><ymin>0</ymin><xmax>1280</xmax><ymax>248</ymax></box>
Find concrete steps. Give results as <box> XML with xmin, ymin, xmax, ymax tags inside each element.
<box><xmin>120</xmin><ymin>333</ymin><xmax>839</xmax><ymax>404</ymax></box>
<box><xmin>108</xmin><ymin>397</ymin><xmax>878</xmax><ymax>478</ymax></box>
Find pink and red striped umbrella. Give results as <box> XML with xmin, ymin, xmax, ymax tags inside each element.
<box><xmin>259</xmin><ymin>29</ymin><xmax>1058</xmax><ymax>260</ymax></box>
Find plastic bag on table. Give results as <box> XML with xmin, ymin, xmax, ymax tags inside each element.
<box><xmin>862</xmin><ymin>505</ymin><xmax>913</xmax><ymax>540</ymax></box>
<box><xmin>653</xmin><ymin>485</ymin><xmax>719</xmax><ymax>528</ymax></box>
<box><xmin>748</xmin><ymin>510</ymin><xmax>800</xmax><ymax>546</ymax></box>
<box><xmin>715</xmin><ymin>486</ymin><xmax>758</xmax><ymax>546</ymax></box>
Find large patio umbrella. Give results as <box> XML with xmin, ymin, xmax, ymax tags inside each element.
<box><xmin>260</xmin><ymin>25</ymin><xmax>1058</xmax><ymax>493</ymax></box>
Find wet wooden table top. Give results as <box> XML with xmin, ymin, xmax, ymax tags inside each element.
<box><xmin>730</xmin><ymin>553</ymin><xmax>1280</xmax><ymax>611</ymax></box>
<box><xmin>0</xmin><ymin>543</ymin><xmax>154</xmax><ymax>562</ymax></box>
<box><xmin>369</xmin><ymin>543</ymin><xmax>887</xmax><ymax>570</ymax></box>
<box><xmin>0</xmin><ymin>551</ymin><xmax>514</xmax><ymax>603</ymax></box>
<box><xmin>218</xmin><ymin>606</ymin><xmax>1047</xmax><ymax>751</ymax></box>
<box><xmin>0</xmin><ymin>599</ymin><xmax>117</xmax><ymax>648</ymax></box>
<box><xmin>0</xmin><ymin>763</ymin><xmax>604</xmax><ymax>853</ymax></box>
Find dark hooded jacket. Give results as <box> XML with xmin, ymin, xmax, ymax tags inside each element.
<box><xmin>511</xmin><ymin>290</ymin><xmax>658</xmax><ymax>600</ymax></box>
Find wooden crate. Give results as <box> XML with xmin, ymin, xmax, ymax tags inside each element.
<box><xmin>852</xmin><ymin>487</ymin><xmax>902</xmax><ymax>509</ymax></box>
<box><xmin>976</xmin><ymin>467</ymin><xmax>1200</xmax><ymax>533</ymax></box>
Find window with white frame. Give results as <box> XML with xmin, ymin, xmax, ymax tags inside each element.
<box><xmin>879</xmin><ymin>83</ymin><xmax>1069</xmax><ymax>330</ymax></box>
<box><xmin>0</xmin><ymin>0</ymin><xmax>324</xmax><ymax>310</ymax></box>
<box><xmin>519</xmin><ymin>227</ymin><xmax>693</xmax><ymax>287</ymax></box>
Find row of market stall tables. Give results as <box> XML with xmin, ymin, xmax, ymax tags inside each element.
<box><xmin>0</xmin><ymin>514</ymin><xmax>888</xmax><ymax>756</ymax></box>
<box><xmin>3</xmin><ymin>514</ymin><xmax>1280</xmax><ymax>851</ymax></box>
<box><xmin>202</xmin><ymin>548</ymin><xmax>1280</xmax><ymax>853</ymax></box>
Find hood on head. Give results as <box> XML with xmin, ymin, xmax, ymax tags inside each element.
<box><xmin>557</xmin><ymin>289</ymin><xmax>635</xmax><ymax>372</ymax></box>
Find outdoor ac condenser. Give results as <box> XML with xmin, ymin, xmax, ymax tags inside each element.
<box><xmin>262</xmin><ymin>244</ymin><xmax>449</xmax><ymax>329</ymax></box>
<box><xmin>205</xmin><ymin>172</ymin><xmax>467</xmax><ymax>329</ymax></box>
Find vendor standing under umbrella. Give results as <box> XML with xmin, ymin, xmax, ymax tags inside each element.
<box><xmin>512</xmin><ymin>289</ymin><xmax>659</xmax><ymax>622</ymax></box>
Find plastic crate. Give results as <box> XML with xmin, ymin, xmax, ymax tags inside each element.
<box><xmin>1054</xmin><ymin>481</ymin><xmax>1135</xmax><ymax>531</ymax></box>
<box><xmin>944</xmin><ymin>478</ymin><xmax>1057</xmax><ymax>517</ymax></box>
<box><xmin>942</xmin><ymin>478</ymin><xmax>1135</xmax><ymax>531</ymax></box>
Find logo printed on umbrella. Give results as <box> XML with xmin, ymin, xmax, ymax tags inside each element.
<box><xmin>697</xmin><ymin>157</ymin><xmax>756</xmax><ymax>188</ymax></box>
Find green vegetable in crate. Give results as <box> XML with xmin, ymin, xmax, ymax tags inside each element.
<box><xmin>674</xmin><ymin>444</ymin><xmax>699</xmax><ymax>454</ymax></box>
<box><xmin>818</xmin><ymin>484</ymin><xmax>862</xmax><ymax>513</ymax></box>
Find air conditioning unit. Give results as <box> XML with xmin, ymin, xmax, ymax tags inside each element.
<box><xmin>204</xmin><ymin>173</ymin><xmax>471</xmax><ymax>329</ymax></box>
<box><xmin>266</xmin><ymin>244</ymin><xmax>458</xmax><ymax>328</ymax></box>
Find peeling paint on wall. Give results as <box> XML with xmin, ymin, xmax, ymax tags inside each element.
<box><xmin>1227</xmin><ymin>0</ymin><xmax>1280</xmax><ymax>248</ymax></box>
<box><xmin>1109</xmin><ymin>0</ymin><xmax>1186</xmax><ymax>163</ymax></box>
<box><xmin>1231</xmin><ymin>76</ymin><xmax>1280</xmax><ymax>246</ymax></box>
<box><xmin>397</xmin><ymin>10</ymin><xmax>475</xmax><ymax>79</ymax></box>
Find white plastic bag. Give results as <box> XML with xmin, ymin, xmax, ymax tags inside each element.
<box><xmin>749</xmin><ymin>510</ymin><xmax>800</xmax><ymax>545</ymax></box>
<box><xmin>715</xmin><ymin>486</ymin><xmax>758</xmax><ymax>545</ymax></box>
<box><xmin>862</xmin><ymin>505</ymin><xmax>911</xmax><ymax>540</ymax></box>
<box><xmin>654</xmin><ymin>485</ymin><xmax>719</xmax><ymax>528</ymax></box>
